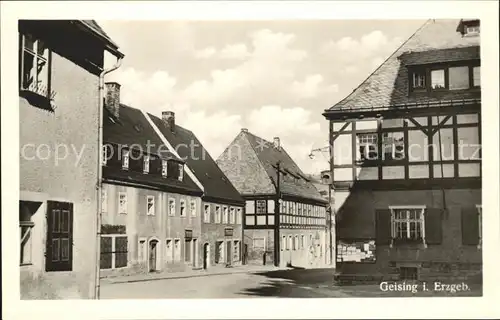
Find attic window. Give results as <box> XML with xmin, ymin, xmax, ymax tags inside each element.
<box><xmin>430</xmin><ymin>69</ymin><xmax>445</xmax><ymax>90</ymax></box>
<box><xmin>466</xmin><ymin>25</ymin><xmax>480</xmax><ymax>35</ymax></box>
<box><xmin>412</xmin><ymin>71</ymin><xmax>426</xmax><ymax>90</ymax></box>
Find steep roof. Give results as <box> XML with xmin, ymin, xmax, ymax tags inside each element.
<box><xmin>218</xmin><ymin>130</ymin><xmax>327</xmax><ymax>203</ymax></box>
<box><xmin>78</xmin><ymin>20</ymin><xmax>124</xmax><ymax>58</ymax></box>
<box><xmin>149</xmin><ymin>114</ymin><xmax>245</xmax><ymax>206</ymax></box>
<box><xmin>325</xmin><ymin>19</ymin><xmax>480</xmax><ymax>113</ymax></box>
<box><xmin>102</xmin><ymin>105</ymin><xmax>202</xmax><ymax>195</ymax></box>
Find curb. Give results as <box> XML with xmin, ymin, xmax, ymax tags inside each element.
<box><xmin>103</xmin><ymin>267</ymin><xmax>284</xmax><ymax>284</ymax></box>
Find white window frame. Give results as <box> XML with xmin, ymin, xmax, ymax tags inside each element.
<box><xmin>431</xmin><ymin>69</ymin><xmax>446</xmax><ymax>90</ymax></box>
<box><xmin>168</xmin><ymin>199</ymin><xmax>176</xmax><ymax>216</ymax></box>
<box><xmin>229</xmin><ymin>207</ymin><xmax>235</xmax><ymax>224</ymax></box>
<box><xmin>204</xmin><ymin>204</ymin><xmax>211</xmax><ymax>223</ymax></box>
<box><xmin>215</xmin><ymin>206</ymin><xmax>221</xmax><ymax>223</ymax></box>
<box><xmin>473</xmin><ymin>66</ymin><xmax>481</xmax><ymax>87</ymax></box>
<box><xmin>143</xmin><ymin>155</ymin><xmax>150</xmax><ymax>174</ymax></box>
<box><xmin>101</xmin><ymin>188</ymin><xmax>108</xmax><ymax>214</ymax></box>
<box><xmin>146</xmin><ymin>195</ymin><xmax>155</xmax><ymax>216</ymax></box>
<box><xmin>101</xmin><ymin>234</ymin><xmax>128</xmax><ymax>270</ymax></box>
<box><xmin>476</xmin><ymin>204</ymin><xmax>482</xmax><ymax>249</ymax></box>
<box><xmin>223</xmin><ymin>206</ymin><xmax>229</xmax><ymax>224</ymax></box>
<box><xmin>102</xmin><ymin>145</ymin><xmax>108</xmax><ymax>166</ymax></box>
<box><xmin>190</xmin><ymin>200</ymin><xmax>197</xmax><ymax>217</ymax></box>
<box><xmin>389</xmin><ymin>205</ymin><xmax>427</xmax><ymax>248</ymax></box>
<box><xmin>173</xmin><ymin>238</ymin><xmax>181</xmax><ymax>262</ymax></box>
<box><xmin>236</xmin><ymin>208</ymin><xmax>242</xmax><ymax>225</ymax></box>
<box><xmin>178</xmin><ymin>164</ymin><xmax>184</xmax><ymax>181</ymax></box>
<box><xmin>165</xmin><ymin>238</ymin><xmax>173</xmax><ymax>263</ymax></box>
<box><xmin>162</xmin><ymin>160</ymin><xmax>168</xmax><ymax>177</ymax></box>
<box><xmin>122</xmin><ymin>150</ymin><xmax>129</xmax><ymax>169</ymax></box>
<box><xmin>412</xmin><ymin>71</ymin><xmax>426</xmax><ymax>89</ymax></box>
<box><xmin>20</xmin><ymin>33</ymin><xmax>51</xmax><ymax>98</ymax></box>
<box><xmin>118</xmin><ymin>192</ymin><xmax>127</xmax><ymax>214</ymax></box>
<box><xmin>20</xmin><ymin>218</ymin><xmax>34</xmax><ymax>266</ymax></box>
<box><xmin>180</xmin><ymin>199</ymin><xmax>186</xmax><ymax>217</ymax></box>
<box><xmin>138</xmin><ymin>237</ymin><xmax>147</xmax><ymax>262</ymax></box>
<box><xmin>466</xmin><ymin>25</ymin><xmax>480</xmax><ymax>35</ymax></box>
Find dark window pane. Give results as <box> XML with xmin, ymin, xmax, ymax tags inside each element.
<box><xmin>100</xmin><ymin>252</ymin><xmax>112</xmax><ymax>269</ymax></box>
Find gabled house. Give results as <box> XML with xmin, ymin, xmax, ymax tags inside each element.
<box><xmin>217</xmin><ymin>129</ymin><xmax>329</xmax><ymax>268</ymax></box>
<box><xmin>148</xmin><ymin>111</ymin><xmax>245</xmax><ymax>269</ymax></box>
<box><xmin>19</xmin><ymin>20</ymin><xmax>123</xmax><ymax>299</ymax></box>
<box><xmin>101</xmin><ymin>84</ymin><xmax>204</xmax><ymax>275</ymax></box>
<box><xmin>322</xmin><ymin>19</ymin><xmax>481</xmax><ymax>284</ymax></box>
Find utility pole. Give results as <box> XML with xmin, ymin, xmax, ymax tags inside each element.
<box><xmin>274</xmin><ymin>160</ymin><xmax>281</xmax><ymax>267</ymax></box>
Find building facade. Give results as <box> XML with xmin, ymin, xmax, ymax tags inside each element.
<box><xmin>323</xmin><ymin>19</ymin><xmax>482</xmax><ymax>283</ymax></box>
<box><xmin>101</xmin><ymin>84</ymin><xmax>204</xmax><ymax>277</ymax></box>
<box><xmin>19</xmin><ymin>20</ymin><xmax>123</xmax><ymax>299</ymax></box>
<box><xmin>148</xmin><ymin>111</ymin><xmax>245</xmax><ymax>269</ymax></box>
<box><xmin>218</xmin><ymin>129</ymin><xmax>329</xmax><ymax>268</ymax></box>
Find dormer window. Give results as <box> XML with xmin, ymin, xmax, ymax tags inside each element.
<box><xmin>449</xmin><ymin>66</ymin><xmax>469</xmax><ymax>90</ymax></box>
<box><xmin>178</xmin><ymin>164</ymin><xmax>184</xmax><ymax>181</ymax></box>
<box><xmin>412</xmin><ymin>71</ymin><xmax>426</xmax><ymax>89</ymax></box>
<box><xmin>430</xmin><ymin>69</ymin><xmax>445</xmax><ymax>90</ymax></box>
<box><xmin>465</xmin><ymin>25</ymin><xmax>479</xmax><ymax>35</ymax></box>
<box><xmin>122</xmin><ymin>150</ymin><xmax>129</xmax><ymax>170</ymax></box>
<box><xmin>162</xmin><ymin>160</ymin><xmax>168</xmax><ymax>177</ymax></box>
<box><xmin>143</xmin><ymin>155</ymin><xmax>150</xmax><ymax>174</ymax></box>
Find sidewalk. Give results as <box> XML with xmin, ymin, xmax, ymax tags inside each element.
<box><xmin>101</xmin><ymin>264</ymin><xmax>288</xmax><ymax>284</ymax></box>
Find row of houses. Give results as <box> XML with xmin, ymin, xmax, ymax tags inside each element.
<box><xmin>19</xmin><ymin>20</ymin><xmax>330</xmax><ymax>299</ymax></box>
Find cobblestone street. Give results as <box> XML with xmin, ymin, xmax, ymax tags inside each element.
<box><xmin>100</xmin><ymin>268</ymin><xmax>482</xmax><ymax>299</ymax></box>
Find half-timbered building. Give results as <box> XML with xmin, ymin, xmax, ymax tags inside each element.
<box><xmin>218</xmin><ymin>129</ymin><xmax>329</xmax><ymax>268</ymax></box>
<box><xmin>323</xmin><ymin>19</ymin><xmax>482</xmax><ymax>283</ymax></box>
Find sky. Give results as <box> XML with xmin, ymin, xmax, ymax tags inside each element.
<box><xmin>100</xmin><ymin>19</ymin><xmax>426</xmax><ymax>174</ymax></box>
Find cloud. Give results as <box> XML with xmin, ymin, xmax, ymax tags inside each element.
<box><xmin>193</xmin><ymin>46</ymin><xmax>217</xmax><ymax>59</ymax></box>
<box><xmin>219</xmin><ymin>43</ymin><xmax>250</xmax><ymax>60</ymax></box>
<box><xmin>321</xmin><ymin>30</ymin><xmax>403</xmax><ymax>75</ymax></box>
<box><xmin>291</xmin><ymin>74</ymin><xmax>339</xmax><ymax>99</ymax></box>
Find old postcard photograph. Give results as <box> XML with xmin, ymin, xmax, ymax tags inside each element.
<box><xmin>2</xmin><ymin>1</ymin><xmax>499</xmax><ymax>319</ymax></box>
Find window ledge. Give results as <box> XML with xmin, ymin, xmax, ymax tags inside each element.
<box><xmin>19</xmin><ymin>89</ymin><xmax>56</xmax><ymax>112</ymax></box>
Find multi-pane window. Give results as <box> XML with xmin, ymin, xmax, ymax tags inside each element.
<box><xmin>281</xmin><ymin>201</ymin><xmax>286</xmax><ymax>214</ymax></box>
<box><xmin>46</xmin><ymin>201</ymin><xmax>73</xmax><ymax>272</ymax></box>
<box><xmin>162</xmin><ymin>160</ymin><xmax>168</xmax><ymax>177</ymax></box>
<box><xmin>178</xmin><ymin>164</ymin><xmax>184</xmax><ymax>181</ymax></box>
<box><xmin>383</xmin><ymin>132</ymin><xmax>405</xmax><ymax>160</ymax></box>
<box><xmin>473</xmin><ymin>66</ymin><xmax>480</xmax><ymax>87</ymax></box>
<box><xmin>204</xmin><ymin>204</ymin><xmax>210</xmax><ymax>223</ymax></box>
<box><xmin>298</xmin><ymin>203</ymin><xmax>302</xmax><ymax>215</ymax></box>
<box><xmin>169</xmin><ymin>199</ymin><xmax>176</xmax><ymax>216</ymax></box>
<box><xmin>190</xmin><ymin>200</ymin><xmax>196</xmax><ymax>216</ymax></box>
<box><xmin>100</xmin><ymin>235</ymin><xmax>128</xmax><ymax>270</ymax></box>
<box><xmin>431</xmin><ymin>69</ymin><xmax>445</xmax><ymax>89</ymax></box>
<box><xmin>358</xmin><ymin>133</ymin><xmax>378</xmax><ymax>161</ymax></box>
<box><xmin>412</xmin><ymin>71</ymin><xmax>426</xmax><ymax>89</ymax></box>
<box><xmin>143</xmin><ymin>155</ymin><xmax>150</xmax><ymax>173</ymax></box>
<box><xmin>466</xmin><ymin>25</ymin><xmax>480</xmax><ymax>35</ymax></box>
<box><xmin>230</xmin><ymin>207</ymin><xmax>235</xmax><ymax>224</ymax></box>
<box><xmin>390</xmin><ymin>207</ymin><xmax>425</xmax><ymax>241</ymax></box>
<box><xmin>256</xmin><ymin>200</ymin><xmax>266</xmax><ymax>213</ymax></box>
<box><xmin>223</xmin><ymin>207</ymin><xmax>229</xmax><ymax>223</ymax></box>
<box><xmin>146</xmin><ymin>196</ymin><xmax>155</xmax><ymax>216</ymax></box>
<box><xmin>165</xmin><ymin>239</ymin><xmax>173</xmax><ymax>262</ymax></box>
<box><xmin>19</xmin><ymin>33</ymin><xmax>51</xmax><ymax>98</ymax></box>
<box><xmin>215</xmin><ymin>206</ymin><xmax>221</xmax><ymax>223</ymax></box>
<box><xmin>174</xmin><ymin>239</ymin><xmax>181</xmax><ymax>261</ymax></box>
<box><xmin>122</xmin><ymin>150</ymin><xmax>130</xmax><ymax>169</ymax></box>
<box><xmin>180</xmin><ymin>200</ymin><xmax>186</xmax><ymax>217</ymax></box>
<box><xmin>118</xmin><ymin>192</ymin><xmax>127</xmax><ymax>214</ymax></box>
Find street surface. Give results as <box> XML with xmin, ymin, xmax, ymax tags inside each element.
<box><xmin>100</xmin><ymin>268</ymin><xmax>482</xmax><ymax>299</ymax></box>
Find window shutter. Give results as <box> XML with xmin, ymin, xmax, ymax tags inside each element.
<box><xmin>425</xmin><ymin>208</ymin><xmax>443</xmax><ymax>245</ymax></box>
<box><xmin>46</xmin><ymin>201</ymin><xmax>73</xmax><ymax>272</ymax></box>
<box><xmin>375</xmin><ymin>209</ymin><xmax>392</xmax><ymax>245</ymax></box>
<box><xmin>461</xmin><ymin>207</ymin><xmax>479</xmax><ymax>245</ymax></box>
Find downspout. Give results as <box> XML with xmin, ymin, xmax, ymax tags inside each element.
<box><xmin>94</xmin><ymin>56</ymin><xmax>123</xmax><ymax>300</ymax></box>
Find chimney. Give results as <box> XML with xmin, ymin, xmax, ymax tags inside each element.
<box><xmin>162</xmin><ymin>111</ymin><xmax>175</xmax><ymax>132</ymax></box>
<box><xmin>273</xmin><ymin>137</ymin><xmax>280</xmax><ymax>150</ymax></box>
<box><xmin>105</xmin><ymin>82</ymin><xmax>121</xmax><ymax>118</ymax></box>
<box><xmin>241</xmin><ymin>128</ymin><xmax>248</xmax><ymax>133</ymax></box>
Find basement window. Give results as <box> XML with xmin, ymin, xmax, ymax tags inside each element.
<box><xmin>399</xmin><ymin>267</ymin><xmax>418</xmax><ymax>280</ymax></box>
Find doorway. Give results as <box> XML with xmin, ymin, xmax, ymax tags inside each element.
<box><xmin>149</xmin><ymin>239</ymin><xmax>158</xmax><ymax>272</ymax></box>
<box><xmin>226</xmin><ymin>240</ymin><xmax>232</xmax><ymax>266</ymax></box>
<box><xmin>203</xmin><ymin>243</ymin><xmax>210</xmax><ymax>269</ymax></box>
